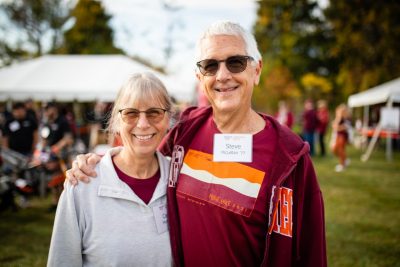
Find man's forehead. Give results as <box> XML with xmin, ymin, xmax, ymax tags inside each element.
<box><xmin>200</xmin><ymin>35</ymin><xmax>246</xmax><ymax>58</ymax></box>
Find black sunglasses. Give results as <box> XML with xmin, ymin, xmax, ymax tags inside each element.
<box><xmin>196</xmin><ymin>55</ymin><xmax>254</xmax><ymax>76</ymax></box>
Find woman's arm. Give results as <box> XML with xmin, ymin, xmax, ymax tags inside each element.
<box><xmin>47</xmin><ymin>184</ymin><xmax>83</xmax><ymax>267</ymax></box>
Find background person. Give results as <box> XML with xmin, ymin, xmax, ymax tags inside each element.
<box><xmin>48</xmin><ymin>72</ymin><xmax>173</xmax><ymax>266</ymax></box>
<box><xmin>39</xmin><ymin>102</ymin><xmax>74</xmax><ymax>211</ymax></box>
<box><xmin>301</xmin><ymin>99</ymin><xmax>318</xmax><ymax>156</ymax></box>
<box><xmin>2</xmin><ymin>102</ymin><xmax>38</xmax><ymax>157</ymax></box>
<box><xmin>66</xmin><ymin>21</ymin><xmax>327</xmax><ymax>267</ymax></box>
<box><xmin>40</xmin><ymin>102</ymin><xmax>73</xmax><ymax>157</ymax></box>
<box><xmin>24</xmin><ymin>98</ymin><xmax>39</xmax><ymax>124</ymax></box>
<box><xmin>274</xmin><ymin>100</ymin><xmax>294</xmax><ymax>128</ymax></box>
<box><xmin>331</xmin><ymin>103</ymin><xmax>352</xmax><ymax>172</ymax></box>
<box><xmin>316</xmin><ymin>100</ymin><xmax>330</xmax><ymax>157</ymax></box>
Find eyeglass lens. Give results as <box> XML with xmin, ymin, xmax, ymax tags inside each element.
<box><xmin>197</xmin><ymin>56</ymin><xmax>252</xmax><ymax>76</ymax></box>
<box><xmin>120</xmin><ymin>108</ymin><xmax>166</xmax><ymax>124</ymax></box>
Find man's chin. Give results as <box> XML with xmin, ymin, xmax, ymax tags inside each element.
<box><xmin>212</xmin><ymin>102</ymin><xmax>238</xmax><ymax>114</ymax></box>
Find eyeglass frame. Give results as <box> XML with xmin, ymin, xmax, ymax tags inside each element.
<box><xmin>118</xmin><ymin>107</ymin><xmax>169</xmax><ymax>125</ymax></box>
<box><xmin>196</xmin><ymin>55</ymin><xmax>254</xmax><ymax>76</ymax></box>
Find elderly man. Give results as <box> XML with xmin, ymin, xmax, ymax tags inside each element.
<box><xmin>67</xmin><ymin>21</ymin><xmax>326</xmax><ymax>267</ymax></box>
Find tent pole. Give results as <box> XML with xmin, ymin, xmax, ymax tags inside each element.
<box><xmin>362</xmin><ymin>106</ymin><xmax>369</xmax><ymax>150</ymax></box>
<box><xmin>386</xmin><ymin>99</ymin><xmax>393</xmax><ymax>161</ymax></box>
<box><xmin>361</xmin><ymin>123</ymin><xmax>382</xmax><ymax>162</ymax></box>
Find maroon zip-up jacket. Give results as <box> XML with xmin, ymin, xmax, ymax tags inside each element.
<box><xmin>159</xmin><ymin>106</ymin><xmax>327</xmax><ymax>267</ymax></box>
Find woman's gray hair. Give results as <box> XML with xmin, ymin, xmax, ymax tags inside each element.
<box><xmin>107</xmin><ymin>72</ymin><xmax>172</xmax><ymax>135</ymax></box>
<box><xmin>194</xmin><ymin>21</ymin><xmax>262</xmax><ymax>64</ymax></box>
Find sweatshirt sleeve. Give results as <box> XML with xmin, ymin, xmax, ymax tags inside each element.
<box><xmin>294</xmin><ymin>155</ymin><xmax>327</xmax><ymax>267</ymax></box>
<box><xmin>47</xmin><ymin>184</ymin><xmax>83</xmax><ymax>267</ymax></box>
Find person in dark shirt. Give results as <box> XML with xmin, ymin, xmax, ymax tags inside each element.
<box><xmin>2</xmin><ymin>102</ymin><xmax>38</xmax><ymax>156</ymax></box>
<box><xmin>40</xmin><ymin>102</ymin><xmax>74</xmax><ymax>211</ymax></box>
<box><xmin>316</xmin><ymin>100</ymin><xmax>330</xmax><ymax>157</ymax></box>
<box><xmin>302</xmin><ymin>99</ymin><xmax>318</xmax><ymax>156</ymax></box>
<box><xmin>24</xmin><ymin>98</ymin><xmax>39</xmax><ymax>124</ymax></box>
<box><xmin>40</xmin><ymin>102</ymin><xmax>73</xmax><ymax>156</ymax></box>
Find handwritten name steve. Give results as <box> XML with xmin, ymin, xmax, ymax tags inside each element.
<box><xmin>221</xmin><ymin>144</ymin><xmax>243</xmax><ymax>155</ymax></box>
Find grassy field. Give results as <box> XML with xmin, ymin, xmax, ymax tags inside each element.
<box><xmin>0</xmin><ymin>146</ymin><xmax>399</xmax><ymax>266</ymax></box>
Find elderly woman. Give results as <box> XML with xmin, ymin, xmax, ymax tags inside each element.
<box><xmin>47</xmin><ymin>72</ymin><xmax>173</xmax><ymax>266</ymax></box>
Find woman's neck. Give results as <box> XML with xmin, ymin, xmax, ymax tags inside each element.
<box><xmin>114</xmin><ymin>150</ymin><xmax>158</xmax><ymax>179</ymax></box>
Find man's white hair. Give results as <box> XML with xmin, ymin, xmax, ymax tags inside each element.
<box><xmin>195</xmin><ymin>21</ymin><xmax>262</xmax><ymax>64</ymax></box>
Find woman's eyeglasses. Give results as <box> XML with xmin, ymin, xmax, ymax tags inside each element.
<box><xmin>119</xmin><ymin>108</ymin><xmax>168</xmax><ymax>124</ymax></box>
<box><xmin>196</xmin><ymin>55</ymin><xmax>254</xmax><ymax>76</ymax></box>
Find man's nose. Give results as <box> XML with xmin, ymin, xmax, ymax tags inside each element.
<box><xmin>215</xmin><ymin>62</ymin><xmax>232</xmax><ymax>82</ymax></box>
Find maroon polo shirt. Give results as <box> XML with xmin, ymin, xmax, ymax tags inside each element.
<box><xmin>112</xmin><ymin>158</ymin><xmax>160</xmax><ymax>205</ymax></box>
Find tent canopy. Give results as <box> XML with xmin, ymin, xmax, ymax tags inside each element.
<box><xmin>348</xmin><ymin>77</ymin><xmax>400</xmax><ymax>108</ymax></box>
<box><xmin>0</xmin><ymin>55</ymin><xmax>192</xmax><ymax>102</ymax></box>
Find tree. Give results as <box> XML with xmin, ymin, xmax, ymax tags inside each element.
<box><xmin>0</xmin><ymin>0</ymin><xmax>72</xmax><ymax>57</ymax></box>
<box><xmin>0</xmin><ymin>41</ymin><xmax>29</xmax><ymax>66</ymax></box>
<box><xmin>254</xmin><ymin>0</ymin><xmax>400</xmax><ymax>107</ymax></box>
<box><xmin>253</xmin><ymin>0</ymin><xmax>335</xmax><ymax>110</ymax></box>
<box><xmin>60</xmin><ymin>0</ymin><xmax>123</xmax><ymax>54</ymax></box>
<box><xmin>325</xmin><ymin>0</ymin><xmax>400</xmax><ymax>96</ymax></box>
<box><xmin>300</xmin><ymin>72</ymin><xmax>332</xmax><ymax>100</ymax></box>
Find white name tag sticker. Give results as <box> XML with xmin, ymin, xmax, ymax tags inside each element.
<box><xmin>9</xmin><ymin>121</ymin><xmax>20</xmax><ymax>132</ymax></box>
<box><xmin>213</xmin><ymin>134</ymin><xmax>253</xmax><ymax>162</ymax></box>
<box><xmin>152</xmin><ymin>203</ymin><xmax>168</xmax><ymax>234</ymax></box>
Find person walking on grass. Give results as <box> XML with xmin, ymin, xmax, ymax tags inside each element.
<box><xmin>331</xmin><ymin>103</ymin><xmax>352</xmax><ymax>172</ymax></box>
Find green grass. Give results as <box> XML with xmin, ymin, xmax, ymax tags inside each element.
<box><xmin>0</xmin><ymin>196</ymin><xmax>54</xmax><ymax>267</ymax></box>
<box><xmin>314</xmin><ymin>146</ymin><xmax>400</xmax><ymax>267</ymax></box>
<box><xmin>0</xmin><ymin>147</ymin><xmax>399</xmax><ymax>266</ymax></box>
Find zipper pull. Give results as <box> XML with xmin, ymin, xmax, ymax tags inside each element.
<box><xmin>168</xmin><ymin>145</ymin><xmax>184</xmax><ymax>188</ymax></box>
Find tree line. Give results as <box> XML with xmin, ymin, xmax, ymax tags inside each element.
<box><xmin>253</xmin><ymin>0</ymin><xmax>400</xmax><ymax>111</ymax></box>
<box><xmin>0</xmin><ymin>0</ymin><xmax>121</xmax><ymax>65</ymax></box>
<box><xmin>1</xmin><ymin>0</ymin><xmax>400</xmax><ymax>110</ymax></box>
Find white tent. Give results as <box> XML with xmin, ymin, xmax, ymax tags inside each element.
<box><xmin>348</xmin><ymin>77</ymin><xmax>400</xmax><ymax>108</ymax></box>
<box><xmin>0</xmin><ymin>55</ymin><xmax>193</xmax><ymax>102</ymax></box>
<box><xmin>347</xmin><ymin>77</ymin><xmax>400</xmax><ymax>161</ymax></box>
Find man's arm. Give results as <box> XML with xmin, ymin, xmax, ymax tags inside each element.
<box><xmin>51</xmin><ymin>133</ymin><xmax>73</xmax><ymax>154</ymax></box>
<box><xmin>32</xmin><ymin>130</ymin><xmax>38</xmax><ymax>153</ymax></box>
<box><xmin>295</xmin><ymin>155</ymin><xmax>327</xmax><ymax>266</ymax></box>
<box><xmin>1</xmin><ymin>135</ymin><xmax>9</xmax><ymax>149</ymax></box>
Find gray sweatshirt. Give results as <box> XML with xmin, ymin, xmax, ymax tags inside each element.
<box><xmin>47</xmin><ymin>147</ymin><xmax>173</xmax><ymax>267</ymax></box>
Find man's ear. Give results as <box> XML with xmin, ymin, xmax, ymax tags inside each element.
<box><xmin>254</xmin><ymin>60</ymin><xmax>262</xmax><ymax>85</ymax></box>
<box><xmin>195</xmin><ymin>70</ymin><xmax>202</xmax><ymax>82</ymax></box>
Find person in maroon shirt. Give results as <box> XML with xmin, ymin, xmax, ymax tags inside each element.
<box><xmin>67</xmin><ymin>21</ymin><xmax>327</xmax><ymax>267</ymax></box>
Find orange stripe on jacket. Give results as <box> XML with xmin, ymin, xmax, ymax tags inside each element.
<box><xmin>184</xmin><ymin>149</ymin><xmax>265</xmax><ymax>184</ymax></box>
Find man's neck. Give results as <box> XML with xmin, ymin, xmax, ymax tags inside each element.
<box><xmin>213</xmin><ymin>108</ymin><xmax>265</xmax><ymax>134</ymax></box>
